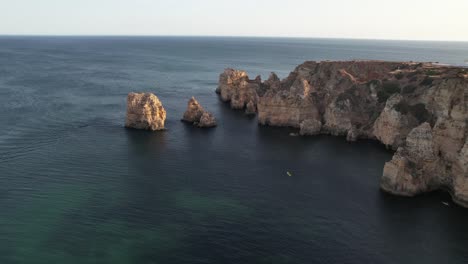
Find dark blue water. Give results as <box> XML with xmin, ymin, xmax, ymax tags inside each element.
<box><xmin>0</xmin><ymin>36</ymin><xmax>467</xmax><ymax>264</ymax></box>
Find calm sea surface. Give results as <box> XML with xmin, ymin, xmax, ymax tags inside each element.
<box><xmin>0</xmin><ymin>37</ymin><xmax>467</xmax><ymax>264</ymax></box>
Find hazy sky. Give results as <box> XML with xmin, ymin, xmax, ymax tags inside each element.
<box><xmin>1</xmin><ymin>0</ymin><xmax>467</xmax><ymax>41</ymax></box>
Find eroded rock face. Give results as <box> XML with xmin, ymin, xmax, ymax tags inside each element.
<box><xmin>373</xmin><ymin>94</ymin><xmax>420</xmax><ymax>149</ymax></box>
<box><xmin>245</xmin><ymin>100</ymin><xmax>256</xmax><ymax>115</ymax></box>
<box><xmin>299</xmin><ymin>119</ymin><xmax>322</xmax><ymax>136</ymax></box>
<box><xmin>198</xmin><ymin>112</ymin><xmax>217</xmax><ymax>128</ymax></box>
<box><xmin>217</xmin><ymin>61</ymin><xmax>468</xmax><ymax>206</ymax></box>
<box><xmin>182</xmin><ymin>97</ymin><xmax>217</xmax><ymax>128</ymax></box>
<box><xmin>125</xmin><ymin>92</ymin><xmax>166</xmax><ymax>131</ymax></box>
<box><xmin>381</xmin><ymin>123</ymin><xmax>439</xmax><ymax>196</ymax></box>
<box><xmin>182</xmin><ymin>97</ymin><xmax>205</xmax><ymax>123</ymax></box>
<box><xmin>217</xmin><ymin>68</ymin><xmax>262</xmax><ymax>113</ymax></box>
<box><xmin>453</xmin><ymin>140</ymin><xmax>468</xmax><ymax>206</ymax></box>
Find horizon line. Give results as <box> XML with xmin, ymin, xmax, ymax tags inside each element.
<box><xmin>1</xmin><ymin>34</ymin><xmax>468</xmax><ymax>43</ymax></box>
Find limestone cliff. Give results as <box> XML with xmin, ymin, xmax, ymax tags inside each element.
<box><xmin>217</xmin><ymin>61</ymin><xmax>467</xmax><ymax>206</ymax></box>
<box><xmin>125</xmin><ymin>92</ymin><xmax>166</xmax><ymax>131</ymax></box>
<box><xmin>216</xmin><ymin>69</ymin><xmax>261</xmax><ymax>111</ymax></box>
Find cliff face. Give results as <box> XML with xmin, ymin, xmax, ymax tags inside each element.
<box><xmin>217</xmin><ymin>61</ymin><xmax>468</xmax><ymax>206</ymax></box>
<box><xmin>216</xmin><ymin>69</ymin><xmax>261</xmax><ymax>110</ymax></box>
<box><xmin>125</xmin><ymin>92</ymin><xmax>167</xmax><ymax>131</ymax></box>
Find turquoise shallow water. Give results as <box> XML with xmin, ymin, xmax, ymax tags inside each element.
<box><xmin>0</xmin><ymin>37</ymin><xmax>468</xmax><ymax>263</ymax></box>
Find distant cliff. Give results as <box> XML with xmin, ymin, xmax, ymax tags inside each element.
<box><xmin>217</xmin><ymin>61</ymin><xmax>468</xmax><ymax>207</ymax></box>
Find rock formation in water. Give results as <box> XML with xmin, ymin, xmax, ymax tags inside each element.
<box><xmin>216</xmin><ymin>69</ymin><xmax>261</xmax><ymax>113</ymax></box>
<box><xmin>198</xmin><ymin>112</ymin><xmax>217</xmax><ymax>128</ymax></box>
<box><xmin>182</xmin><ymin>97</ymin><xmax>217</xmax><ymax>128</ymax></box>
<box><xmin>125</xmin><ymin>92</ymin><xmax>166</xmax><ymax>131</ymax></box>
<box><xmin>217</xmin><ymin>61</ymin><xmax>468</xmax><ymax>207</ymax></box>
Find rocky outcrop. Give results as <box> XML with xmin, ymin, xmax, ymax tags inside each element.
<box><xmin>217</xmin><ymin>69</ymin><xmax>261</xmax><ymax>113</ymax></box>
<box><xmin>125</xmin><ymin>92</ymin><xmax>166</xmax><ymax>131</ymax></box>
<box><xmin>373</xmin><ymin>94</ymin><xmax>416</xmax><ymax>148</ymax></box>
<box><xmin>299</xmin><ymin>119</ymin><xmax>322</xmax><ymax>136</ymax></box>
<box><xmin>182</xmin><ymin>97</ymin><xmax>217</xmax><ymax>128</ymax></box>
<box><xmin>182</xmin><ymin>97</ymin><xmax>205</xmax><ymax>123</ymax></box>
<box><xmin>198</xmin><ymin>112</ymin><xmax>217</xmax><ymax>128</ymax></box>
<box><xmin>217</xmin><ymin>61</ymin><xmax>468</xmax><ymax>206</ymax></box>
<box><xmin>245</xmin><ymin>100</ymin><xmax>257</xmax><ymax>115</ymax></box>
<box><xmin>381</xmin><ymin>123</ymin><xmax>439</xmax><ymax>196</ymax></box>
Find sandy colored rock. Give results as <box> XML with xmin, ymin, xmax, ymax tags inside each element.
<box><xmin>217</xmin><ymin>60</ymin><xmax>468</xmax><ymax>207</ymax></box>
<box><xmin>245</xmin><ymin>100</ymin><xmax>256</xmax><ymax>115</ymax></box>
<box><xmin>198</xmin><ymin>112</ymin><xmax>217</xmax><ymax>127</ymax></box>
<box><xmin>125</xmin><ymin>92</ymin><xmax>166</xmax><ymax>131</ymax></box>
<box><xmin>453</xmin><ymin>139</ymin><xmax>468</xmax><ymax>206</ymax></box>
<box><xmin>182</xmin><ymin>97</ymin><xmax>205</xmax><ymax>122</ymax></box>
<box><xmin>217</xmin><ymin>68</ymin><xmax>261</xmax><ymax>113</ymax></box>
<box><xmin>181</xmin><ymin>97</ymin><xmax>217</xmax><ymax>128</ymax></box>
<box><xmin>381</xmin><ymin>123</ymin><xmax>438</xmax><ymax>196</ymax></box>
<box><xmin>373</xmin><ymin>94</ymin><xmax>417</xmax><ymax>148</ymax></box>
<box><xmin>299</xmin><ymin>119</ymin><xmax>322</xmax><ymax>136</ymax></box>
<box><xmin>346</xmin><ymin>127</ymin><xmax>359</xmax><ymax>142</ymax></box>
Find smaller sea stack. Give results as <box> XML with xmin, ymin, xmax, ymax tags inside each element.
<box><xmin>182</xmin><ymin>97</ymin><xmax>217</xmax><ymax>128</ymax></box>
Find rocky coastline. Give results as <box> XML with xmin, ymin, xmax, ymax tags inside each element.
<box><xmin>217</xmin><ymin>61</ymin><xmax>467</xmax><ymax>207</ymax></box>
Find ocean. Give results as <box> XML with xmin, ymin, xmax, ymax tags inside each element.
<box><xmin>0</xmin><ymin>36</ymin><xmax>467</xmax><ymax>264</ymax></box>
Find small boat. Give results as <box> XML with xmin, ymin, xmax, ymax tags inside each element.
<box><xmin>442</xmin><ymin>202</ymin><xmax>449</xmax><ymax>206</ymax></box>
<box><xmin>287</xmin><ymin>171</ymin><xmax>292</xmax><ymax>177</ymax></box>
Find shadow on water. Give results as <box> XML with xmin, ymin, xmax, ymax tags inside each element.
<box><xmin>375</xmin><ymin>190</ymin><xmax>468</xmax><ymax>262</ymax></box>
<box><xmin>124</xmin><ymin>127</ymin><xmax>168</xmax><ymax>155</ymax></box>
<box><xmin>216</xmin><ymin>99</ymin><xmax>257</xmax><ymax>123</ymax></box>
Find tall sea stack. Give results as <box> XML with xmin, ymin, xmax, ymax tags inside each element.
<box><xmin>125</xmin><ymin>92</ymin><xmax>167</xmax><ymax>131</ymax></box>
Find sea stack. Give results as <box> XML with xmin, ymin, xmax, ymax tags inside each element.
<box><xmin>217</xmin><ymin>68</ymin><xmax>261</xmax><ymax>114</ymax></box>
<box><xmin>182</xmin><ymin>97</ymin><xmax>217</xmax><ymax>128</ymax></box>
<box><xmin>217</xmin><ymin>61</ymin><xmax>468</xmax><ymax>207</ymax></box>
<box><xmin>125</xmin><ymin>92</ymin><xmax>167</xmax><ymax>131</ymax></box>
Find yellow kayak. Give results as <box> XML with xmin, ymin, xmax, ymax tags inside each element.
<box><xmin>287</xmin><ymin>171</ymin><xmax>292</xmax><ymax>177</ymax></box>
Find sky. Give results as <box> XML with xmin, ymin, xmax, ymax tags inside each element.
<box><xmin>1</xmin><ymin>0</ymin><xmax>467</xmax><ymax>41</ymax></box>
